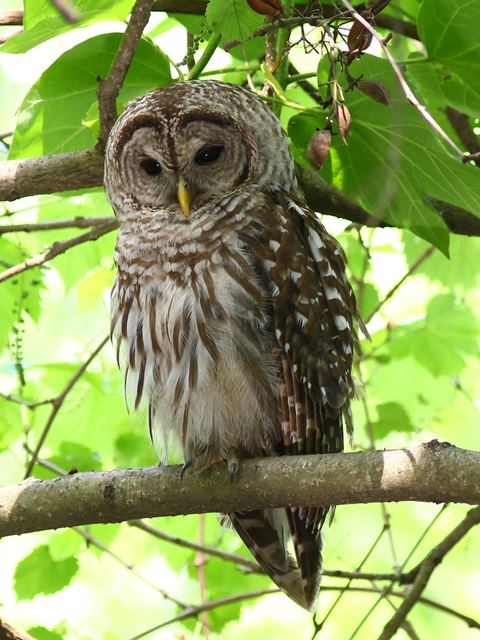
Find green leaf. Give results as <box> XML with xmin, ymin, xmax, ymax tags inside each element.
<box><xmin>48</xmin><ymin>529</ymin><xmax>83</xmax><ymax>561</ymax></box>
<box><xmin>0</xmin><ymin>399</ymin><xmax>23</xmax><ymax>452</ymax></box>
<box><xmin>2</xmin><ymin>0</ymin><xmax>133</xmax><ymax>54</ymax></box>
<box><xmin>48</xmin><ymin>441</ymin><xmax>102</xmax><ymax>473</ymax></box>
<box><xmin>310</xmin><ymin>55</ymin><xmax>480</xmax><ymax>251</ymax></box>
<box><xmin>205</xmin><ymin>0</ymin><xmax>265</xmax><ymax>45</ymax></box>
<box><xmin>114</xmin><ymin>431</ymin><xmax>157</xmax><ymax>469</ymax></box>
<box><xmin>14</xmin><ymin>545</ymin><xmax>78</xmax><ymax>600</ymax></box>
<box><xmin>28</xmin><ymin>627</ymin><xmax>64</xmax><ymax>640</ymax></box>
<box><xmin>371</xmin><ymin>402</ymin><xmax>415</xmax><ymax>438</ymax></box>
<box><xmin>388</xmin><ymin>294</ymin><xmax>479</xmax><ymax>376</ymax></box>
<box><xmin>417</xmin><ymin>0</ymin><xmax>480</xmax><ymax>118</ymax></box>
<box><xmin>10</xmin><ymin>33</ymin><xmax>172</xmax><ymax>158</ymax></box>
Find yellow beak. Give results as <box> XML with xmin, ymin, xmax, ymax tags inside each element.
<box><xmin>177</xmin><ymin>176</ymin><xmax>191</xmax><ymax>219</ymax></box>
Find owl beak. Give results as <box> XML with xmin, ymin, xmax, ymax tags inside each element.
<box><xmin>177</xmin><ymin>176</ymin><xmax>191</xmax><ymax>219</ymax></box>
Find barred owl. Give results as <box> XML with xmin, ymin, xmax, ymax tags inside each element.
<box><xmin>105</xmin><ymin>80</ymin><xmax>360</xmax><ymax>610</ymax></box>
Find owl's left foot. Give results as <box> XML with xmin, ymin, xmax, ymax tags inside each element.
<box><xmin>227</xmin><ymin>451</ymin><xmax>240</xmax><ymax>482</ymax></box>
<box><xmin>180</xmin><ymin>459</ymin><xmax>194</xmax><ymax>480</ymax></box>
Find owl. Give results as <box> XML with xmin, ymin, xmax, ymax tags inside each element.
<box><xmin>105</xmin><ymin>80</ymin><xmax>360</xmax><ymax>611</ymax></box>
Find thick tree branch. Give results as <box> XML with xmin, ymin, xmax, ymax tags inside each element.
<box><xmin>1</xmin><ymin>441</ymin><xmax>479</xmax><ymax>537</ymax></box>
<box><xmin>0</xmin><ymin>619</ymin><xmax>35</xmax><ymax>640</ymax></box>
<box><xmin>1</xmin><ymin>152</ymin><xmax>479</xmax><ymax>236</ymax></box>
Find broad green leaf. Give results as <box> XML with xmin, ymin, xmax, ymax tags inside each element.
<box><xmin>48</xmin><ymin>529</ymin><xmax>83</xmax><ymax>561</ymax></box>
<box><xmin>403</xmin><ymin>231</ymin><xmax>480</xmax><ymax>291</ymax></box>
<box><xmin>371</xmin><ymin>402</ymin><xmax>415</xmax><ymax>438</ymax></box>
<box><xmin>407</xmin><ymin>58</ymin><xmax>480</xmax><ymax>119</ymax></box>
<box><xmin>417</xmin><ymin>0</ymin><xmax>480</xmax><ymax>117</ymax></box>
<box><xmin>205</xmin><ymin>0</ymin><xmax>265</xmax><ymax>44</ymax></box>
<box><xmin>388</xmin><ymin>294</ymin><xmax>479</xmax><ymax>376</ymax></box>
<box><xmin>14</xmin><ymin>545</ymin><xmax>79</xmax><ymax>600</ymax></box>
<box><xmin>10</xmin><ymin>33</ymin><xmax>171</xmax><ymax>158</ymax></box>
<box><xmin>2</xmin><ymin>0</ymin><xmax>133</xmax><ymax>54</ymax></box>
<box><xmin>28</xmin><ymin>627</ymin><xmax>64</xmax><ymax>640</ymax></box>
<box><xmin>296</xmin><ymin>55</ymin><xmax>480</xmax><ymax>251</ymax></box>
<box><xmin>48</xmin><ymin>440</ymin><xmax>102</xmax><ymax>473</ymax></box>
<box><xmin>114</xmin><ymin>431</ymin><xmax>156</xmax><ymax>469</ymax></box>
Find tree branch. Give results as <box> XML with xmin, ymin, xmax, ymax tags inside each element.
<box><xmin>1</xmin><ymin>152</ymin><xmax>479</xmax><ymax>236</ymax></box>
<box><xmin>378</xmin><ymin>505</ymin><xmax>480</xmax><ymax>640</ymax></box>
<box><xmin>1</xmin><ymin>441</ymin><xmax>479</xmax><ymax>537</ymax></box>
<box><xmin>0</xmin><ymin>619</ymin><xmax>35</xmax><ymax>640</ymax></box>
<box><xmin>0</xmin><ymin>221</ymin><xmax>117</xmax><ymax>285</ymax></box>
<box><xmin>97</xmin><ymin>0</ymin><xmax>155</xmax><ymax>147</ymax></box>
<box><xmin>0</xmin><ymin>216</ymin><xmax>114</xmax><ymax>234</ymax></box>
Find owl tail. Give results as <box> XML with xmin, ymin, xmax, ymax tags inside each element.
<box><xmin>229</xmin><ymin>508</ymin><xmax>322</xmax><ymax>610</ymax></box>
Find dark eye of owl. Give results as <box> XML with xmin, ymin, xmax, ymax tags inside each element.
<box><xmin>140</xmin><ymin>158</ymin><xmax>162</xmax><ymax>176</ymax></box>
<box><xmin>195</xmin><ymin>145</ymin><xmax>224</xmax><ymax>165</ymax></box>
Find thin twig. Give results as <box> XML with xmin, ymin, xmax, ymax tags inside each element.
<box><xmin>378</xmin><ymin>506</ymin><xmax>480</xmax><ymax>640</ymax></box>
<box><xmin>365</xmin><ymin>245</ymin><xmax>435</xmax><ymax>323</ymax></box>
<box><xmin>128</xmin><ymin>589</ymin><xmax>280</xmax><ymax>639</ymax></box>
<box><xmin>0</xmin><ymin>216</ymin><xmax>116</xmax><ymax>235</ymax></box>
<box><xmin>341</xmin><ymin>0</ymin><xmax>468</xmax><ymax>163</ymax></box>
<box><xmin>48</xmin><ymin>0</ymin><xmax>80</xmax><ymax>22</ymax></box>
<box><xmin>129</xmin><ymin>519</ymin><xmax>260</xmax><ymax>572</ymax></box>
<box><xmin>0</xmin><ymin>220</ymin><xmax>117</xmax><ymax>285</ymax></box>
<box><xmin>97</xmin><ymin>0</ymin><xmax>155</xmax><ymax>147</ymax></box>
<box><xmin>24</xmin><ymin>336</ymin><xmax>109</xmax><ymax>478</ymax></box>
<box><xmin>0</xmin><ymin>10</ymin><xmax>23</xmax><ymax>25</ymax></box>
<box><xmin>0</xmin><ymin>391</ymin><xmax>54</xmax><ymax>408</ymax></box>
<box><xmin>196</xmin><ymin>514</ymin><xmax>210</xmax><ymax>638</ymax></box>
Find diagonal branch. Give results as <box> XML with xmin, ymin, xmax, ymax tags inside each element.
<box><xmin>97</xmin><ymin>0</ymin><xmax>155</xmax><ymax>147</ymax></box>
<box><xmin>378</xmin><ymin>505</ymin><xmax>480</xmax><ymax>640</ymax></box>
<box><xmin>0</xmin><ymin>220</ymin><xmax>117</xmax><ymax>285</ymax></box>
<box><xmin>1</xmin><ymin>441</ymin><xmax>480</xmax><ymax>537</ymax></box>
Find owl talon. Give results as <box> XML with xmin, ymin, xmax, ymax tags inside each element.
<box><xmin>227</xmin><ymin>455</ymin><xmax>240</xmax><ymax>483</ymax></box>
<box><xmin>180</xmin><ymin>459</ymin><xmax>193</xmax><ymax>480</ymax></box>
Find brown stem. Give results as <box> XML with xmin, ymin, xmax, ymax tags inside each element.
<box><xmin>48</xmin><ymin>0</ymin><xmax>80</xmax><ymax>22</ymax></box>
<box><xmin>97</xmin><ymin>0</ymin><xmax>155</xmax><ymax>147</ymax></box>
<box><xmin>445</xmin><ymin>107</ymin><xmax>480</xmax><ymax>167</ymax></box>
<box><xmin>0</xmin><ymin>216</ymin><xmax>115</xmax><ymax>234</ymax></box>
<box><xmin>378</xmin><ymin>506</ymin><xmax>480</xmax><ymax>640</ymax></box>
<box><xmin>0</xmin><ymin>220</ymin><xmax>117</xmax><ymax>285</ymax></box>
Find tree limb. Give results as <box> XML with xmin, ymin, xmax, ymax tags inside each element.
<box><xmin>378</xmin><ymin>505</ymin><xmax>480</xmax><ymax>640</ymax></box>
<box><xmin>1</xmin><ymin>152</ymin><xmax>479</xmax><ymax>236</ymax></box>
<box><xmin>97</xmin><ymin>0</ymin><xmax>155</xmax><ymax>147</ymax></box>
<box><xmin>1</xmin><ymin>441</ymin><xmax>479</xmax><ymax>538</ymax></box>
<box><xmin>0</xmin><ymin>619</ymin><xmax>36</xmax><ymax>640</ymax></box>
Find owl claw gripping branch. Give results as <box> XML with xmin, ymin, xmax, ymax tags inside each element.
<box><xmin>105</xmin><ymin>80</ymin><xmax>361</xmax><ymax>611</ymax></box>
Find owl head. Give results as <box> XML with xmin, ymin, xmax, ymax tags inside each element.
<box><xmin>104</xmin><ymin>80</ymin><xmax>296</xmax><ymax>221</ymax></box>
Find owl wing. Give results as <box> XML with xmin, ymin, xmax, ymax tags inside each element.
<box><xmin>230</xmin><ymin>191</ymin><xmax>361</xmax><ymax>610</ymax></box>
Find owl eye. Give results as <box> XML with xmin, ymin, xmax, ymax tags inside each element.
<box><xmin>195</xmin><ymin>145</ymin><xmax>224</xmax><ymax>165</ymax></box>
<box><xmin>140</xmin><ymin>158</ymin><xmax>162</xmax><ymax>176</ymax></box>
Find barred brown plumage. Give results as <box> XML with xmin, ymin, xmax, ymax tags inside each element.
<box><xmin>105</xmin><ymin>80</ymin><xmax>361</xmax><ymax>610</ymax></box>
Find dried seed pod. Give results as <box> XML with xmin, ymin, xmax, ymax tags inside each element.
<box><xmin>357</xmin><ymin>79</ymin><xmax>392</xmax><ymax>106</ymax></box>
<box><xmin>247</xmin><ymin>0</ymin><xmax>282</xmax><ymax>16</ymax></box>
<box><xmin>336</xmin><ymin>103</ymin><xmax>351</xmax><ymax>142</ymax></box>
<box><xmin>306</xmin><ymin>128</ymin><xmax>332</xmax><ymax>169</ymax></box>
<box><xmin>347</xmin><ymin>17</ymin><xmax>373</xmax><ymax>54</ymax></box>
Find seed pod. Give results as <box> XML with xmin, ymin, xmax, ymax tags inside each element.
<box><xmin>306</xmin><ymin>129</ymin><xmax>332</xmax><ymax>169</ymax></box>
<box><xmin>357</xmin><ymin>79</ymin><xmax>392</xmax><ymax>106</ymax></box>
<box><xmin>347</xmin><ymin>17</ymin><xmax>373</xmax><ymax>54</ymax></box>
<box><xmin>336</xmin><ymin>103</ymin><xmax>351</xmax><ymax>142</ymax></box>
<box><xmin>246</xmin><ymin>0</ymin><xmax>282</xmax><ymax>16</ymax></box>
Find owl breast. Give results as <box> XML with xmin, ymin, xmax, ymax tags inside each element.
<box><xmin>111</xmin><ymin>195</ymin><xmax>281</xmax><ymax>467</ymax></box>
